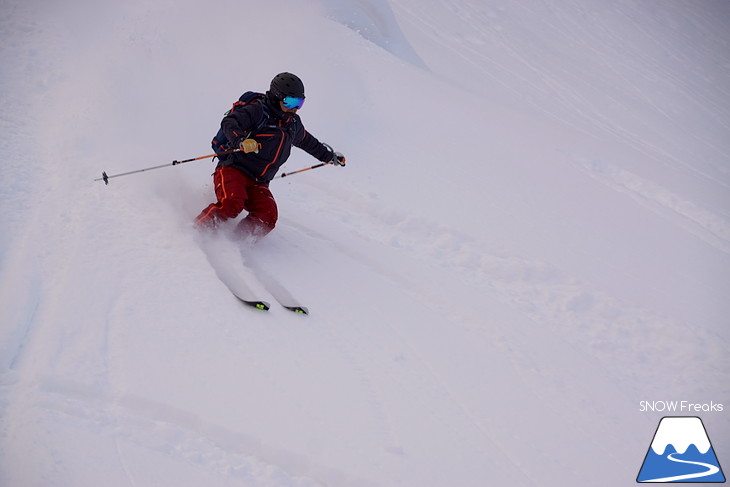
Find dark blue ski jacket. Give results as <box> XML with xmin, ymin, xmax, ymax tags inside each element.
<box><xmin>218</xmin><ymin>96</ymin><xmax>333</xmax><ymax>184</ymax></box>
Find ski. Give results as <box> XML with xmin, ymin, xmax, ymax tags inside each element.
<box><xmin>282</xmin><ymin>305</ymin><xmax>309</xmax><ymax>315</ymax></box>
<box><xmin>247</xmin><ymin>260</ymin><xmax>309</xmax><ymax>315</ymax></box>
<box><xmin>218</xmin><ymin>274</ymin><xmax>272</xmax><ymax>312</ymax></box>
<box><xmin>234</xmin><ymin>295</ymin><xmax>271</xmax><ymax>312</ymax></box>
<box><xmin>233</xmin><ymin>285</ymin><xmax>305</xmax><ymax>314</ymax></box>
<box><xmin>198</xmin><ymin>233</ymin><xmax>307</xmax><ymax>314</ymax></box>
<box><xmin>259</xmin><ymin>278</ymin><xmax>309</xmax><ymax>315</ymax></box>
<box><xmin>230</xmin><ymin>278</ymin><xmax>305</xmax><ymax>314</ymax></box>
<box><xmin>198</xmin><ymin>235</ymin><xmax>272</xmax><ymax>312</ymax></box>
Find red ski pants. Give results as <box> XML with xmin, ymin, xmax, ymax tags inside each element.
<box><xmin>195</xmin><ymin>166</ymin><xmax>277</xmax><ymax>237</ymax></box>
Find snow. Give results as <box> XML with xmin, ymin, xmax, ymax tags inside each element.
<box><xmin>1</xmin><ymin>0</ymin><xmax>729</xmax><ymax>486</ymax></box>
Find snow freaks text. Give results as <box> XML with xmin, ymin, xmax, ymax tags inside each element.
<box><xmin>639</xmin><ymin>401</ymin><xmax>724</xmax><ymax>413</ymax></box>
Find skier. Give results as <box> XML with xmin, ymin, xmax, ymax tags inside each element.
<box><xmin>195</xmin><ymin>72</ymin><xmax>345</xmax><ymax>239</ymax></box>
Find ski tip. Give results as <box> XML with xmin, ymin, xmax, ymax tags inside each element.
<box><xmin>239</xmin><ymin>298</ymin><xmax>271</xmax><ymax>311</ymax></box>
<box><xmin>286</xmin><ymin>306</ymin><xmax>309</xmax><ymax>315</ymax></box>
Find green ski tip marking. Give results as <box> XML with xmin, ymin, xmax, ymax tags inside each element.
<box><xmin>238</xmin><ymin>298</ymin><xmax>270</xmax><ymax>311</ymax></box>
<box><xmin>286</xmin><ymin>306</ymin><xmax>309</xmax><ymax>315</ymax></box>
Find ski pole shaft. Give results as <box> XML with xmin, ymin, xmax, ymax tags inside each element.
<box><xmin>95</xmin><ymin>148</ymin><xmax>241</xmax><ymax>185</ymax></box>
<box><xmin>277</xmin><ymin>162</ymin><xmax>332</xmax><ymax>179</ymax></box>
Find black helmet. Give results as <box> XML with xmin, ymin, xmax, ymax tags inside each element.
<box><xmin>269</xmin><ymin>72</ymin><xmax>305</xmax><ymax>100</ymax></box>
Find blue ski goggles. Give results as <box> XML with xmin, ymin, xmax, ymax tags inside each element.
<box><xmin>282</xmin><ymin>95</ymin><xmax>305</xmax><ymax>110</ymax></box>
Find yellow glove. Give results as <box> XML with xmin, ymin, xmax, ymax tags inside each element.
<box><xmin>240</xmin><ymin>138</ymin><xmax>259</xmax><ymax>154</ymax></box>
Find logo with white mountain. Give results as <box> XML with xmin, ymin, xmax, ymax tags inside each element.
<box><xmin>637</xmin><ymin>416</ymin><xmax>725</xmax><ymax>483</ymax></box>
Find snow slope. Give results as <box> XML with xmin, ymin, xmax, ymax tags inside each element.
<box><xmin>1</xmin><ymin>0</ymin><xmax>728</xmax><ymax>486</ymax></box>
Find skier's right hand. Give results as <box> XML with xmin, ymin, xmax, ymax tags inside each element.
<box><xmin>240</xmin><ymin>138</ymin><xmax>259</xmax><ymax>154</ymax></box>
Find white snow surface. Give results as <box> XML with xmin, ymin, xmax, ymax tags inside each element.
<box><xmin>1</xmin><ymin>0</ymin><xmax>729</xmax><ymax>486</ymax></box>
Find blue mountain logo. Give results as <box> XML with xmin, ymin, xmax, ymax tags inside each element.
<box><xmin>637</xmin><ymin>416</ymin><xmax>725</xmax><ymax>483</ymax></box>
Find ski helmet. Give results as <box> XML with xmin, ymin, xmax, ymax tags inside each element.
<box><xmin>269</xmin><ymin>72</ymin><xmax>305</xmax><ymax>100</ymax></box>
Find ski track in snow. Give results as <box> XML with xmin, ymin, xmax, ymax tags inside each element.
<box><xmin>288</xmin><ymin>176</ymin><xmax>729</xmax><ymax>399</ymax></box>
<box><xmin>268</xmin><ymin>218</ymin><xmax>636</xmax><ymax>486</ymax></box>
<box><xmin>572</xmin><ymin>157</ymin><xmax>730</xmax><ymax>255</ymax></box>
<box><xmin>394</xmin><ymin>0</ymin><xmax>730</xmax><ymax>190</ymax></box>
<box><xmin>31</xmin><ymin>380</ymin><xmax>328</xmax><ymax>487</ymax></box>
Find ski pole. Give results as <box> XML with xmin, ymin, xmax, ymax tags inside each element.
<box><xmin>94</xmin><ymin>148</ymin><xmax>242</xmax><ymax>185</ymax></box>
<box><xmin>277</xmin><ymin>162</ymin><xmax>333</xmax><ymax>179</ymax></box>
<box><xmin>276</xmin><ymin>143</ymin><xmax>345</xmax><ymax>179</ymax></box>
